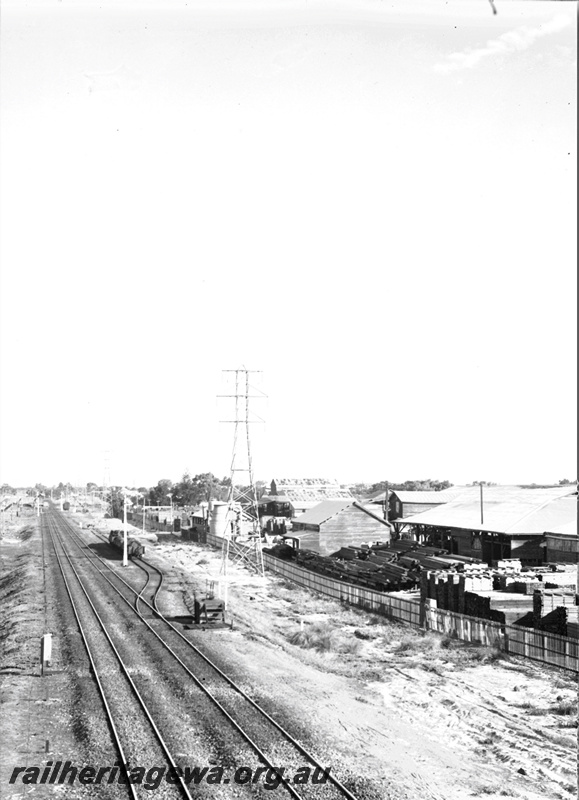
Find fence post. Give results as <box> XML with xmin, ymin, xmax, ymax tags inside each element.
<box><xmin>533</xmin><ymin>589</ymin><xmax>543</xmax><ymax>629</ymax></box>
<box><xmin>419</xmin><ymin>572</ymin><xmax>428</xmax><ymax>628</ymax></box>
<box><xmin>436</xmin><ymin>575</ymin><xmax>445</xmax><ymax>609</ymax></box>
<box><xmin>458</xmin><ymin>575</ymin><xmax>466</xmax><ymax>614</ymax></box>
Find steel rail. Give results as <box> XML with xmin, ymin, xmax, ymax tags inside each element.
<box><xmin>85</xmin><ymin>527</ymin><xmax>163</xmax><ymax>614</ymax></box>
<box><xmin>132</xmin><ymin>559</ymin><xmax>154</xmax><ymax>614</ymax></box>
<box><xmin>44</xmin><ymin>515</ymin><xmax>138</xmax><ymax>800</ymax></box>
<box><xmin>135</xmin><ymin>557</ymin><xmax>164</xmax><ymax>616</ymax></box>
<box><xmin>47</xmin><ymin>516</ymin><xmax>195</xmax><ymax>800</ymax></box>
<box><xmin>57</xmin><ymin>515</ymin><xmax>308</xmax><ymax>800</ymax></box>
<box><xmin>60</xmin><ymin>512</ymin><xmax>361</xmax><ymax>800</ymax></box>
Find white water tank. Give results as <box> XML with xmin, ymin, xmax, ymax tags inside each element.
<box><xmin>210</xmin><ymin>502</ymin><xmax>231</xmax><ymax>539</ymax></box>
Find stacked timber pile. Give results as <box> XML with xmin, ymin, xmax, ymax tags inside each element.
<box><xmin>290</xmin><ymin>540</ymin><xmax>485</xmax><ymax>593</ymax></box>
<box><xmin>514</xmin><ymin>603</ymin><xmax>568</xmax><ymax>637</ymax></box>
<box><xmin>264</xmin><ymin>539</ymin><xmax>486</xmax><ymax>594</ymax></box>
<box><xmin>421</xmin><ymin>570</ymin><xmax>503</xmax><ymax>621</ymax></box>
<box><xmin>295</xmin><ymin>549</ymin><xmax>418</xmax><ymax>592</ymax></box>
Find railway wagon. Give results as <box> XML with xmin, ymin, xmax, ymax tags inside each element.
<box><xmin>109</xmin><ymin>530</ymin><xmax>146</xmax><ymax>558</ymax></box>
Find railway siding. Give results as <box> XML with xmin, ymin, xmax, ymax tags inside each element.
<box><xmin>46</xmin><ymin>516</ymin><xmax>193</xmax><ymax>800</ymax></box>
<box><xmin>50</xmin><ymin>510</ymin><xmax>368</xmax><ymax>800</ymax></box>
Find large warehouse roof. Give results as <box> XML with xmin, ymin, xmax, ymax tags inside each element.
<box><xmin>397</xmin><ymin>486</ymin><xmax>576</xmax><ymax>535</ymax></box>
<box><xmin>543</xmin><ymin>516</ymin><xmax>577</xmax><ymax>536</ymax></box>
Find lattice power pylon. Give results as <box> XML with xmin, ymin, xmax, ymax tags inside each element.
<box><xmin>218</xmin><ymin>369</ymin><xmax>266</xmax><ymax>589</ymax></box>
<box><xmin>102</xmin><ymin>449</ymin><xmax>112</xmax><ymax>490</ymax></box>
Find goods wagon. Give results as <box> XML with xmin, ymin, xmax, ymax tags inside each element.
<box><xmin>109</xmin><ymin>530</ymin><xmax>145</xmax><ymax>558</ymax></box>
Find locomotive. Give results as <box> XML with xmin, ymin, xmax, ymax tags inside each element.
<box><xmin>108</xmin><ymin>530</ymin><xmax>146</xmax><ymax>558</ymax></box>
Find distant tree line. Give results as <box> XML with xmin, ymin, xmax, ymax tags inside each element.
<box><xmin>355</xmin><ymin>479</ymin><xmax>454</xmax><ymax>497</ymax></box>
<box><xmin>145</xmin><ymin>472</ymin><xmax>232</xmax><ymax>507</ymax></box>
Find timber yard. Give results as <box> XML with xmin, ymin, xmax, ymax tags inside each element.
<box><xmin>0</xmin><ymin>480</ymin><xmax>577</xmax><ymax>800</ymax></box>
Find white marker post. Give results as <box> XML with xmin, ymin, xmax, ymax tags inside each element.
<box><xmin>41</xmin><ymin>634</ymin><xmax>52</xmax><ymax>675</ymax></box>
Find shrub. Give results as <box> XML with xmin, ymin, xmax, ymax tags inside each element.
<box><xmin>557</xmin><ymin>718</ymin><xmax>578</xmax><ymax>729</ymax></box>
<box><xmin>288</xmin><ymin>623</ymin><xmax>334</xmax><ymax>652</ymax></box>
<box><xmin>288</xmin><ymin>622</ymin><xmax>361</xmax><ymax>655</ymax></box>
<box><xmin>551</xmin><ymin>700</ymin><xmax>576</xmax><ymax>716</ymax></box>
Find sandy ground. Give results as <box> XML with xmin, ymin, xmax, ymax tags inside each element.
<box><xmin>1</xmin><ymin>511</ymin><xmax>577</xmax><ymax>800</ymax></box>
<box><xmin>142</xmin><ymin>538</ymin><xmax>578</xmax><ymax>800</ymax></box>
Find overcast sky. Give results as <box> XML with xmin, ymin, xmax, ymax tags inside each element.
<box><xmin>1</xmin><ymin>0</ymin><xmax>576</xmax><ymax>489</ymax></box>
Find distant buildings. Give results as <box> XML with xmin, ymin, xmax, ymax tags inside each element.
<box><xmin>259</xmin><ymin>478</ymin><xmax>353</xmax><ymax>521</ymax></box>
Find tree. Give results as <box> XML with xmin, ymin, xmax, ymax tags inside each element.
<box><xmin>369</xmin><ymin>479</ymin><xmax>453</xmax><ymax>494</ymax></box>
<box><xmin>348</xmin><ymin>483</ymin><xmax>374</xmax><ymax>499</ymax></box>
<box><xmin>147</xmin><ymin>479</ymin><xmax>174</xmax><ymax>507</ymax></box>
<box><xmin>171</xmin><ymin>473</ymin><xmax>228</xmax><ymax>507</ymax></box>
<box><xmin>53</xmin><ymin>481</ymin><xmax>73</xmax><ymax>498</ymax></box>
<box><xmin>107</xmin><ymin>487</ymin><xmax>125</xmax><ymax>520</ymax></box>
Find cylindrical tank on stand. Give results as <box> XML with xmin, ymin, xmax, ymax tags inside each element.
<box><xmin>210</xmin><ymin>502</ymin><xmax>231</xmax><ymax>539</ymax></box>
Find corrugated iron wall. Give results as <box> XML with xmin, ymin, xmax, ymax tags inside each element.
<box><xmin>317</xmin><ymin>506</ymin><xmax>391</xmax><ymax>555</ymax></box>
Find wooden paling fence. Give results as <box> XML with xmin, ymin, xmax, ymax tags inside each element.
<box><xmin>263</xmin><ymin>551</ymin><xmax>421</xmax><ymax>625</ymax></box>
<box><xmin>425</xmin><ymin>606</ymin><xmax>579</xmax><ymax>670</ymax></box>
<box><xmin>504</xmin><ymin>624</ymin><xmax>579</xmax><ymax>672</ymax></box>
<box><xmin>205</xmin><ymin>532</ymin><xmax>578</xmax><ymax>672</ymax></box>
<box><xmin>425</xmin><ymin>606</ymin><xmax>504</xmax><ymax>647</ymax></box>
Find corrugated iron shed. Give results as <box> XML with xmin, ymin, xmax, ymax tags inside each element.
<box><xmin>292</xmin><ymin>499</ymin><xmax>355</xmax><ymax>526</ymax></box>
<box><xmin>398</xmin><ymin>486</ymin><xmax>576</xmax><ymax>535</ymax></box>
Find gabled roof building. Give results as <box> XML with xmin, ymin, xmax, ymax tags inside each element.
<box><xmin>394</xmin><ymin>486</ymin><xmax>576</xmax><ymax>566</ymax></box>
<box><xmin>291</xmin><ymin>500</ymin><xmax>392</xmax><ymax>556</ymax></box>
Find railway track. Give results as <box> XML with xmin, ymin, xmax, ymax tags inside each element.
<box><xmin>48</xmin><ymin>508</ymin><xmax>363</xmax><ymax>800</ymax></box>
<box><xmin>45</xmin><ymin>514</ymin><xmax>194</xmax><ymax>800</ymax></box>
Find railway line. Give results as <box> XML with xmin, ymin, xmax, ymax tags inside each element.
<box><xmin>44</xmin><ymin>508</ymin><xmax>364</xmax><ymax>800</ymax></box>
<box><xmin>63</xmin><ymin>521</ymin><xmax>576</xmax><ymax>792</ymax></box>
<box><xmin>45</xmin><ymin>513</ymin><xmax>195</xmax><ymax>800</ymax></box>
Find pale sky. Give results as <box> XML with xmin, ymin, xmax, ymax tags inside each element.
<box><xmin>0</xmin><ymin>0</ymin><xmax>576</xmax><ymax>489</ymax></box>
